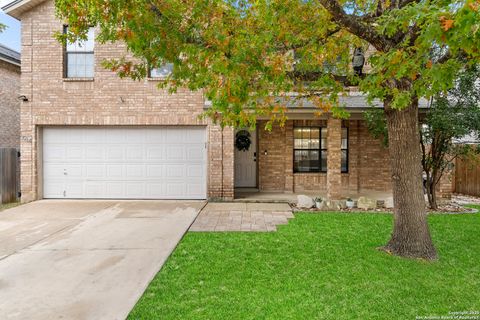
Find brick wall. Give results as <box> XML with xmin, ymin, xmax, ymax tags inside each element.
<box><xmin>0</xmin><ymin>60</ymin><xmax>20</xmax><ymax>148</ymax></box>
<box><xmin>258</xmin><ymin>122</ymin><xmax>286</xmax><ymax>191</ymax></box>
<box><xmin>258</xmin><ymin>119</ymin><xmax>392</xmax><ymax>196</ymax></box>
<box><xmin>357</xmin><ymin>120</ymin><xmax>392</xmax><ymax>192</ymax></box>
<box><xmin>18</xmin><ymin>0</ymin><xmax>234</xmax><ymax>201</ymax></box>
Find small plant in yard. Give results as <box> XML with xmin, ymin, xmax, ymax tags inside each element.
<box><xmin>314</xmin><ymin>197</ymin><xmax>323</xmax><ymax>209</ymax></box>
<box><xmin>346</xmin><ymin>198</ymin><xmax>355</xmax><ymax>209</ymax></box>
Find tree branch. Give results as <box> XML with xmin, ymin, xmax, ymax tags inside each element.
<box><xmin>317</xmin><ymin>0</ymin><xmax>394</xmax><ymax>51</ymax></box>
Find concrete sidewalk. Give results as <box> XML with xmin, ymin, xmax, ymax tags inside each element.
<box><xmin>0</xmin><ymin>200</ymin><xmax>203</xmax><ymax>320</ymax></box>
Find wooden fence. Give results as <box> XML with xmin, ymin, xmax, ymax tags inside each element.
<box><xmin>0</xmin><ymin>148</ymin><xmax>18</xmax><ymax>204</ymax></box>
<box><xmin>455</xmin><ymin>153</ymin><xmax>480</xmax><ymax>197</ymax></box>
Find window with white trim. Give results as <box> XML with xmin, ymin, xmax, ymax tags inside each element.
<box><xmin>64</xmin><ymin>27</ymin><xmax>95</xmax><ymax>78</ymax></box>
<box><xmin>293</xmin><ymin>126</ymin><xmax>349</xmax><ymax>173</ymax></box>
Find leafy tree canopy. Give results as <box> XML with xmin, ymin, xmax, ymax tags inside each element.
<box><xmin>55</xmin><ymin>0</ymin><xmax>480</xmax><ymax>128</ymax></box>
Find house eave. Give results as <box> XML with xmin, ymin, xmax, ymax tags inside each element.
<box><xmin>2</xmin><ymin>0</ymin><xmax>47</xmax><ymax>20</ymax></box>
<box><xmin>0</xmin><ymin>55</ymin><xmax>21</xmax><ymax>67</ymax></box>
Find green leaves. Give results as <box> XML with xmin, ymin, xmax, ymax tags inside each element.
<box><xmin>54</xmin><ymin>0</ymin><xmax>480</xmax><ymax>128</ymax></box>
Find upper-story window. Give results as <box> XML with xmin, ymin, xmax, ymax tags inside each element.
<box><xmin>149</xmin><ymin>63</ymin><xmax>173</xmax><ymax>78</ymax></box>
<box><xmin>64</xmin><ymin>27</ymin><xmax>95</xmax><ymax>78</ymax></box>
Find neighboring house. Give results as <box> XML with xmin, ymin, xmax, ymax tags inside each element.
<box><xmin>3</xmin><ymin>0</ymin><xmax>448</xmax><ymax>203</ymax></box>
<box><xmin>0</xmin><ymin>43</ymin><xmax>20</xmax><ymax>149</ymax></box>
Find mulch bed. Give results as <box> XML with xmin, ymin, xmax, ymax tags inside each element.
<box><xmin>291</xmin><ymin>196</ymin><xmax>479</xmax><ymax>214</ymax></box>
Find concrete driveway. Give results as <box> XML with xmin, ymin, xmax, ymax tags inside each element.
<box><xmin>0</xmin><ymin>200</ymin><xmax>204</xmax><ymax>320</ymax></box>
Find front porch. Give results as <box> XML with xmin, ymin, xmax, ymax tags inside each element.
<box><xmin>232</xmin><ymin>118</ymin><xmax>393</xmax><ymax>200</ymax></box>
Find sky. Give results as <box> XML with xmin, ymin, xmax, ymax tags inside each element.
<box><xmin>0</xmin><ymin>0</ymin><xmax>21</xmax><ymax>52</ymax></box>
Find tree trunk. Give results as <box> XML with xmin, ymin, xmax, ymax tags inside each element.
<box><xmin>425</xmin><ymin>178</ymin><xmax>439</xmax><ymax>210</ymax></box>
<box><xmin>430</xmin><ymin>183</ymin><xmax>438</xmax><ymax>210</ymax></box>
<box><xmin>382</xmin><ymin>98</ymin><xmax>438</xmax><ymax>260</ymax></box>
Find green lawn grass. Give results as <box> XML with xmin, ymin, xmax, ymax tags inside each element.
<box><xmin>129</xmin><ymin>212</ymin><xmax>480</xmax><ymax>320</ymax></box>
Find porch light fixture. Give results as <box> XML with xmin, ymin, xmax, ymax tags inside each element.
<box><xmin>352</xmin><ymin>48</ymin><xmax>365</xmax><ymax>76</ymax></box>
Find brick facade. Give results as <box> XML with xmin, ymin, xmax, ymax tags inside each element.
<box><xmin>0</xmin><ymin>59</ymin><xmax>20</xmax><ymax>148</ymax></box>
<box><xmin>17</xmin><ymin>0</ymin><xmax>234</xmax><ymax>202</ymax></box>
<box><xmin>257</xmin><ymin>119</ymin><xmax>392</xmax><ymax>197</ymax></box>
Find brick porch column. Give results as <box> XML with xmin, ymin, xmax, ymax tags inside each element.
<box><xmin>284</xmin><ymin>121</ymin><xmax>294</xmax><ymax>193</ymax></box>
<box><xmin>222</xmin><ymin>127</ymin><xmax>235</xmax><ymax>200</ymax></box>
<box><xmin>327</xmin><ymin>117</ymin><xmax>342</xmax><ymax>200</ymax></box>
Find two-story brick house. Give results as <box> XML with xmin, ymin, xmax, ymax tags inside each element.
<box><xmin>4</xmin><ymin>0</ymin><xmax>451</xmax><ymax>203</ymax></box>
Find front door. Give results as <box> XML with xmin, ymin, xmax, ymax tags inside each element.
<box><xmin>234</xmin><ymin>129</ymin><xmax>257</xmax><ymax>187</ymax></box>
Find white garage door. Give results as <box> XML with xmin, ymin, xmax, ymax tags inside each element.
<box><xmin>43</xmin><ymin>127</ymin><xmax>207</xmax><ymax>199</ymax></box>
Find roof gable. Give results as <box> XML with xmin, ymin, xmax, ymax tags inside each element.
<box><xmin>1</xmin><ymin>0</ymin><xmax>48</xmax><ymax>20</ymax></box>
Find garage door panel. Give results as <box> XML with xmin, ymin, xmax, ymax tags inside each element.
<box><xmin>84</xmin><ymin>183</ymin><xmax>105</xmax><ymax>198</ymax></box>
<box><xmin>125</xmin><ymin>145</ymin><xmax>143</xmax><ymax>160</ymax></box>
<box><xmin>165</xmin><ymin>129</ymin><xmax>185</xmax><ymax>142</ymax></box>
<box><xmin>65</xmin><ymin>181</ymin><xmax>84</xmax><ymax>197</ymax></box>
<box><xmin>126</xmin><ymin>165</ymin><xmax>144</xmax><ymax>177</ymax></box>
<box><xmin>43</xmin><ymin>127</ymin><xmax>206</xmax><ymax>199</ymax></box>
<box><xmin>166</xmin><ymin>146</ymin><xmax>184</xmax><ymax>160</ymax></box>
<box><xmin>106</xmin><ymin>129</ymin><xmax>125</xmax><ymax>143</ymax></box>
<box><xmin>83</xmin><ymin>129</ymin><xmax>103</xmax><ymax>143</ymax></box>
<box><xmin>85</xmin><ymin>165</ymin><xmax>105</xmax><ymax>178</ymax></box>
<box><xmin>44</xmin><ymin>146</ymin><xmax>66</xmax><ymax>161</ymax></box>
<box><xmin>85</xmin><ymin>146</ymin><xmax>104</xmax><ymax>161</ymax></box>
<box><xmin>166</xmin><ymin>164</ymin><xmax>185</xmax><ymax>178</ymax></box>
<box><xmin>44</xmin><ymin>181</ymin><xmax>65</xmax><ymax>198</ymax></box>
<box><xmin>126</xmin><ymin>183</ymin><xmax>145</xmax><ymax>198</ymax></box>
<box><xmin>105</xmin><ymin>182</ymin><xmax>124</xmax><ymax>198</ymax></box>
<box><xmin>124</xmin><ymin>129</ymin><xmax>145</xmax><ymax>143</ymax></box>
<box><xmin>187</xmin><ymin>129</ymin><xmax>206</xmax><ymax>143</ymax></box>
<box><xmin>188</xmin><ymin>146</ymin><xmax>205</xmax><ymax>160</ymax></box>
<box><xmin>106</xmin><ymin>165</ymin><xmax>123</xmax><ymax>178</ymax></box>
<box><xmin>66</xmin><ymin>165</ymin><xmax>83</xmax><ymax>178</ymax></box>
<box><xmin>106</xmin><ymin>146</ymin><xmax>124</xmax><ymax>161</ymax></box>
<box><xmin>65</xmin><ymin>146</ymin><xmax>83</xmax><ymax>160</ymax></box>
<box><xmin>166</xmin><ymin>183</ymin><xmax>186</xmax><ymax>197</ymax></box>
<box><xmin>44</xmin><ymin>129</ymin><xmax>66</xmax><ymax>143</ymax></box>
<box><xmin>146</xmin><ymin>184</ymin><xmax>167</xmax><ymax>198</ymax></box>
<box><xmin>187</xmin><ymin>165</ymin><xmax>204</xmax><ymax>178</ymax></box>
<box><xmin>67</xmin><ymin>128</ymin><xmax>85</xmax><ymax>143</ymax></box>
<box><xmin>43</xmin><ymin>164</ymin><xmax>65</xmax><ymax>178</ymax></box>
<box><xmin>146</xmin><ymin>146</ymin><xmax>166</xmax><ymax>160</ymax></box>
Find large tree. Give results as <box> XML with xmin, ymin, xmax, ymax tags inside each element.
<box><xmin>55</xmin><ymin>0</ymin><xmax>480</xmax><ymax>259</ymax></box>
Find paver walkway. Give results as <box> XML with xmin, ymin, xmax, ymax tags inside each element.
<box><xmin>190</xmin><ymin>202</ymin><xmax>294</xmax><ymax>232</ymax></box>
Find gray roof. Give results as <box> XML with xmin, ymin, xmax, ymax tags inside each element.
<box><xmin>204</xmin><ymin>94</ymin><xmax>430</xmax><ymax>111</ymax></box>
<box><xmin>0</xmin><ymin>44</ymin><xmax>21</xmax><ymax>66</ymax></box>
<box><xmin>276</xmin><ymin>94</ymin><xmax>430</xmax><ymax>110</ymax></box>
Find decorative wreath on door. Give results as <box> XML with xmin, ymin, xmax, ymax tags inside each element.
<box><xmin>235</xmin><ymin>130</ymin><xmax>252</xmax><ymax>152</ymax></box>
